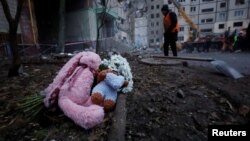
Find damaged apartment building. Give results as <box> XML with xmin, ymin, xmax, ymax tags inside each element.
<box><xmin>0</xmin><ymin>0</ymin><xmax>132</xmax><ymax>57</ymax></box>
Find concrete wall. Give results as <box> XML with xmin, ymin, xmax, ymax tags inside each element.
<box><xmin>227</xmin><ymin>8</ymin><xmax>248</xmax><ymax>21</ymax></box>
<box><xmin>199</xmin><ymin>2</ymin><xmax>216</xmax><ymax>14</ymax></box>
<box><xmin>216</xmin><ymin>0</ymin><xmax>228</xmax><ymax>12</ymax></box>
<box><xmin>213</xmin><ymin>21</ymin><xmax>227</xmax><ymax>33</ymax></box>
<box><xmin>134</xmin><ymin>17</ymin><xmax>148</xmax><ymax>48</ymax></box>
<box><xmin>65</xmin><ymin>9</ymin><xmax>97</xmax><ymax>42</ymax></box>
<box><xmin>95</xmin><ymin>0</ymin><xmax>131</xmax><ymax>45</ymax></box>
<box><xmin>215</xmin><ymin>12</ymin><xmax>227</xmax><ymax>22</ymax></box>
<box><xmin>226</xmin><ymin>19</ymin><xmax>250</xmax><ymax>31</ymax></box>
<box><xmin>228</xmin><ymin>0</ymin><xmax>249</xmax><ymax>9</ymax></box>
<box><xmin>199</xmin><ymin>13</ymin><xmax>216</xmax><ymax>24</ymax></box>
<box><xmin>97</xmin><ymin>37</ymin><xmax>132</xmax><ymax>53</ymax></box>
<box><xmin>88</xmin><ymin>9</ymin><xmax>98</xmax><ymax>41</ymax></box>
<box><xmin>64</xmin><ymin>8</ymin><xmax>98</xmax><ymax>52</ymax></box>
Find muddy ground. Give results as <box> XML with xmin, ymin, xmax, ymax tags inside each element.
<box><xmin>0</xmin><ymin>54</ymin><xmax>250</xmax><ymax>141</ymax></box>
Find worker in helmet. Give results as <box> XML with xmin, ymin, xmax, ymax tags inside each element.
<box><xmin>161</xmin><ymin>4</ymin><xmax>179</xmax><ymax>56</ymax></box>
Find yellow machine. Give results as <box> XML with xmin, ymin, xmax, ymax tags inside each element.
<box><xmin>168</xmin><ymin>0</ymin><xmax>198</xmax><ymax>42</ymax></box>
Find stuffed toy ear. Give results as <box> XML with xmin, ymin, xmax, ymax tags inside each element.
<box><xmin>98</xmin><ymin>64</ymin><xmax>109</xmax><ymax>72</ymax></box>
<box><xmin>97</xmin><ymin>69</ymin><xmax>112</xmax><ymax>83</ymax></box>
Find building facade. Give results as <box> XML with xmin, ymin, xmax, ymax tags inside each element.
<box><xmin>65</xmin><ymin>0</ymin><xmax>129</xmax><ymax>42</ymax></box>
<box><xmin>62</xmin><ymin>0</ymin><xmax>133</xmax><ymax>52</ymax></box>
<box><xmin>147</xmin><ymin>0</ymin><xmax>164</xmax><ymax>48</ymax></box>
<box><xmin>165</xmin><ymin>0</ymin><xmax>250</xmax><ymax>42</ymax></box>
<box><xmin>0</xmin><ymin>0</ymin><xmax>132</xmax><ymax>54</ymax></box>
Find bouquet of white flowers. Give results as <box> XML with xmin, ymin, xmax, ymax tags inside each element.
<box><xmin>101</xmin><ymin>54</ymin><xmax>133</xmax><ymax>93</ymax></box>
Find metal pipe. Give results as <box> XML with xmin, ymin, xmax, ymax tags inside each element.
<box><xmin>152</xmin><ymin>55</ymin><xmax>215</xmax><ymax>62</ymax></box>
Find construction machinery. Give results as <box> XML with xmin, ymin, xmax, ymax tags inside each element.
<box><xmin>148</xmin><ymin>1</ymin><xmax>243</xmax><ymax>79</ymax></box>
<box><xmin>168</xmin><ymin>0</ymin><xmax>198</xmax><ymax>42</ymax></box>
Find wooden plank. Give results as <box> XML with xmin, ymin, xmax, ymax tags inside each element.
<box><xmin>152</xmin><ymin>55</ymin><xmax>215</xmax><ymax>62</ymax></box>
<box><xmin>108</xmin><ymin>94</ymin><xmax>126</xmax><ymax>141</ymax></box>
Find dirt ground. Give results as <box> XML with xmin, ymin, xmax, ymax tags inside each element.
<box><xmin>125</xmin><ymin>54</ymin><xmax>250</xmax><ymax>141</ymax></box>
<box><xmin>0</xmin><ymin>54</ymin><xmax>250</xmax><ymax>141</ymax></box>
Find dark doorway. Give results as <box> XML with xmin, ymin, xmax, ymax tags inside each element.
<box><xmin>33</xmin><ymin>0</ymin><xmax>60</xmax><ymax>44</ymax></box>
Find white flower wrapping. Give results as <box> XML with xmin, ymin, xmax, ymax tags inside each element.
<box><xmin>101</xmin><ymin>54</ymin><xmax>133</xmax><ymax>93</ymax></box>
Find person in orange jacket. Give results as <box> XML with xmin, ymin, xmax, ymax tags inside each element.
<box><xmin>161</xmin><ymin>4</ymin><xmax>179</xmax><ymax>56</ymax></box>
<box><xmin>246</xmin><ymin>23</ymin><xmax>250</xmax><ymax>51</ymax></box>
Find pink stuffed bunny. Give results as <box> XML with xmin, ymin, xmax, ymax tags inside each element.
<box><xmin>43</xmin><ymin>51</ymin><xmax>104</xmax><ymax>129</ymax></box>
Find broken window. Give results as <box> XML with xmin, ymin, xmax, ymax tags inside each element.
<box><xmin>150</xmin><ymin>39</ymin><xmax>154</xmax><ymax>43</ymax></box>
<box><xmin>121</xmin><ymin>19</ymin><xmax>125</xmax><ymax>24</ymax></box>
<box><xmin>178</xmin><ymin>36</ymin><xmax>184</xmax><ymax>41</ymax></box>
<box><xmin>151</xmin><ymin>14</ymin><xmax>154</xmax><ymax>18</ymax></box>
<box><xmin>220</xmin><ymin>2</ymin><xmax>226</xmax><ymax>8</ymax></box>
<box><xmin>234</xmin><ymin>10</ymin><xmax>244</xmax><ymax>17</ymax></box>
<box><xmin>179</xmin><ymin>27</ymin><xmax>184</xmax><ymax>31</ymax></box>
<box><xmin>219</xmin><ymin>13</ymin><xmax>226</xmax><ymax>20</ymax></box>
<box><xmin>233</xmin><ymin>22</ymin><xmax>243</xmax><ymax>27</ymax></box>
<box><xmin>190</xmin><ymin>6</ymin><xmax>196</xmax><ymax>12</ymax></box>
<box><xmin>100</xmin><ymin>0</ymin><xmax>105</xmax><ymax>6</ymax></box>
<box><xmin>200</xmin><ymin>29</ymin><xmax>212</xmax><ymax>32</ymax></box>
<box><xmin>235</xmin><ymin>0</ymin><xmax>245</xmax><ymax>5</ymax></box>
<box><xmin>202</xmin><ymin>0</ymin><xmax>214</xmax><ymax>2</ymax></box>
<box><xmin>218</xmin><ymin>24</ymin><xmax>225</xmax><ymax>29</ymax></box>
<box><xmin>201</xmin><ymin>18</ymin><xmax>213</xmax><ymax>23</ymax></box>
<box><xmin>156</xmin><ymin>13</ymin><xmax>160</xmax><ymax>18</ymax></box>
<box><xmin>201</xmin><ymin>8</ymin><xmax>214</xmax><ymax>13</ymax></box>
<box><xmin>156</xmin><ymin>30</ymin><xmax>159</xmax><ymax>34</ymax></box>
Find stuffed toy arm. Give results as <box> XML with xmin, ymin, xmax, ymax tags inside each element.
<box><xmin>104</xmin><ymin>73</ymin><xmax>126</xmax><ymax>90</ymax></box>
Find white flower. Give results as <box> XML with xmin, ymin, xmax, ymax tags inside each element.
<box><xmin>101</xmin><ymin>54</ymin><xmax>133</xmax><ymax>93</ymax></box>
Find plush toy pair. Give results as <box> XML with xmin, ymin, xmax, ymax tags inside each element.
<box><xmin>91</xmin><ymin>69</ymin><xmax>129</xmax><ymax>112</ymax></box>
<box><xmin>43</xmin><ymin>51</ymin><xmax>129</xmax><ymax>129</ymax></box>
